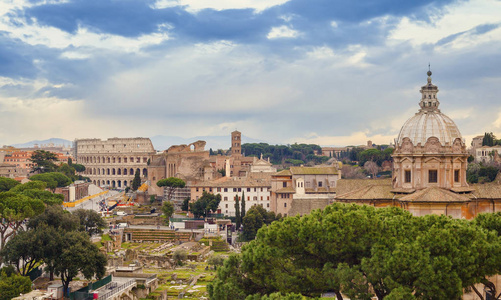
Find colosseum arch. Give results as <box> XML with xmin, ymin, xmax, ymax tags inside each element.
<box><xmin>117</xmin><ymin>169</ymin><xmax>121</xmax><ymax>175</ymax></box>
<box><xmin>143</xmin><ymin>168</ymin><xmax>147</xmax><ymax>176</ymax></box>
<box><xmin>124</xmin><ymin>168</ymin><xmax>128</xmax><ymax>175</ymax></box>
<box><xmin>112</xmin><ymin>168</ymin><xmax>116</xmax><ymax>175</ymax></box>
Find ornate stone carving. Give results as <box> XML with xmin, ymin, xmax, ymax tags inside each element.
<box><xmin>401</xmin><ymin>138</ymin><xmax>414</xmax><ymax>153</ymax></box>
<box><xmin>425</xmin><ymin>137</ymin><xmax>440</xmax><ymax>153</ymax></box>
<box><xmin>452</xmin><ymin>138</ymin><xmax>463</xmax><ymax>153</ymax></box>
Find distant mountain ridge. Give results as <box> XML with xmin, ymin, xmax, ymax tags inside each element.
<box><xmin>9</xmin><ymin>135</ymin><xmax>267</xmax><ymax>151</ymax></box>
<box><xmin>11</xmin><ymin>138</ymin><xmax>73</xmax><ymax>148</ymax></box>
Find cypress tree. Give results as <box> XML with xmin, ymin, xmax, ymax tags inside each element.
<box><xmin>235</xmin><ymin>194</ymin><xmax>241</xmax><ymax>229</ymax></box>
<box><xmin>132</xmin><ymin>169</ymin><xmax>141</xmax><ymax>191</ymax></box>
<box><xmin>241</xmin><ymin>191</ymin><xmax>246</xmax><ymax>221</ymax></box>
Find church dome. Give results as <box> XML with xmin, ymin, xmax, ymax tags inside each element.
<box><xmin>396</xmin><ymin>111</ymin><xmax>462</xmax><ymax>146</ymax></box>
<box><xmin>396</xmin><ymin>70</ymin><xmax>463</xmax><ymax>147</ymax></box>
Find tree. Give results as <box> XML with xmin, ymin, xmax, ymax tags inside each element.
<box><xmin>1</xmin><ymin>229</ymin><xmax>43</xmax><ymax>276</ymax></box>
<box><xmin>483</xmin><ymin>132</ymin><xmax>496</xmax><ymax>146</ymax></box>
<box><xmin>234</xmin><ymin>194</ymin><xmax>241</xmax><ymax>229</ymax></box>
<box><xmin>0</xmin><ymin>192</ymin><xmax>45</xmax><ymax>252</ymax></box>
<box><xmin>241</xmin><ymin>191</ymin><xmax>246</xmax><ymax>221</ymax></box>
<box><xmin>30</xmin><ymin>150</ymin><xmax>58</xmax><ymax>173</ymax></box>
<box><xmin>173</xmin><ymin>249</ymin><xmax>188</xmax><ymax>267</ymax></box>
<box><xmin>72</xmin><ymin>163</ymin><xmax>86</xmax><ymax>173</ymax></box>
<box><xmin>54</xmin><ymin>231</ymin><xmax>107</xmax><ymax>295</ymax></box>
<box><xmin>208</xmin><ymin>204</ymin><xmax>501</xmax><ymax>300</ymax></box>
<box><xmin>132</xmin><ymin>169</ymin><xmax>141</xmax><ymax>191</ymax></box>
<box><xmin>0</xmin><ymin>177</ymin><xmax>20</xmax><ymax>192</ymax></box>
<box><xmin>162</xmin><ymin>201</ymin><xmax>174</xmax><ymax>222</ymax></box>
<box><xmin>241</xmin><ymin>205</ymin><xmax>280</xmax><ymax>241</ymax></box>
<box><xmin>156</xmin><ymin>177</ymin><xmax>186</xmax><ymax>201</ymax></box>
<box><xmin>29</xmin><ymin>172</ymin><xmax>72</xmax><ymax>191</ymax></box>
<box><xmin>72</xmin><ymin>209</ymin><xmax>106</xmax><ymax>236</ymax></box>
<box><xmin>10</xmin><ymin>180</ymin><xmax>47</xmax><ymax>193</ymax></box>
<box><xmin>364</xmin><ymin>161</ymin><xmax>380</xmax><ymax>179</ymax></box>
<box><xmin>27</xmin><ymin>206</ymin><xmax>79</xmax><ymax>280</ymax></box>
<box><xmin>181</xmin><ymin>197</ymin><xmax>190</xmax><ymax>211</ymax></box>
<box><xmin>28</xmin><ymin>205</ymin><xmax>79</xmax><ymax>232</ymax></box>
<box><xmin>0</xmin><ymin>267</ymin><xmax>31</xmax><ymax>300</ymax></box>
<box><xmin>21</xmin><ymin>189</ymin><xmax>64</xmax><ymax>206</ymax></box>
<box><xmin>189</xmin><ymin>192</ymin><xmax>221</xmax><ymax>218</ymax></box>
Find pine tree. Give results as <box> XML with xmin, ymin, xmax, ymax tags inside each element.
<box><xmin>234</xmin><ymin>194</ymin><xmax>241</xmax><ymax>229</ymax></box>
<box><xmin>241</xmin><ymin>191</ymin><xmax>246</xmax><ymax>221</ymax></box>
<box><xmin>132</xmin><ymin>169</ymin><xmax>141</xmax><ymax>191</ymax></box>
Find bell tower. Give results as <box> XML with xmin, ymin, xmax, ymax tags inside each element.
<box><xmin>231</xmin><ymin>130</ymin><xmax>242</xmax><ymax>157</ymax></box>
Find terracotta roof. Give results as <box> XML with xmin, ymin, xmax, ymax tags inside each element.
<box><xmin>276</xmin><ymin>187</ymin><xmax>295</xmax><ymax>193</ymax></box>
<box><xmin>391</xmin><ymin>188</ymin><xmax>416</xmax><ymax>194</ymax></box>
<box><xmin>274</xmin><ymin>170</ymin><xmax>292</xmax><ymax>176</ymax></box>
<box><xmin>336</xmin><ymin>184</ymin><xmax>394</xmax><ymax>200</ymax></box>
<box><xmin>335</xmin><ymin>178</ymin><xmax>392</xmax><ymax>196</ymax></box>
<box><xmin>290</xmin><ymin>166</ymin><xmax>338</xmax><ymax>175</ymax></box>
<box><xmin>399</xmin><ymin>187</ymin><xmax>471</xmax><ymax>203</ymax></box>
<box><xmin>471</xmin><ymin>183</ymin><xmax>501</xmax><ymax>199</ymax></box>
<box><xmin>190</xmin><ymin>177</ymin><xmax>271</xmax><ymax>188</ymax></box>
<box><xmin>450</xmin><ymin>187</ymin><xmax>475</xmax><ymax>193</ymax></box>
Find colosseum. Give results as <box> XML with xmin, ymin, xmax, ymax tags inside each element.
<box><xmin>75</xmin><ymin>137</ymin><xmax>156</xmax><ymax>188</ymax></box>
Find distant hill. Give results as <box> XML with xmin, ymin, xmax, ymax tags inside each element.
<box><xmin>11</xmin><ymin>138</ymin><xmax>73</xmax><ymax>148</ymax></box>
<box><xmin>150</xmin><ymin>135</ymin><xmax>265</xmax><ymax>151</ymax></box>
<box><xmin>8</xmin><ymin>135</ymin><xmax>266</xmax><ymax>152</ymax></box>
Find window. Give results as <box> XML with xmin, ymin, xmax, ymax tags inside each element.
<box><xmin>238</xmin><ymin>188</ymin><xmax>242</xmax><ymax>192</ymax></box>
<box><xmin>247</xmin><ymin>196</ymin><xmax>250</xmax><ymax>201</ymax></box>
<box><xmin>224</xmin><ymin>197</ymin><xmax>228</xmax><ymax>201</ymax></box>
<box><xmin>429</xmin><ymin>170</ymin><xmax>438</xmax><ymax>183</ymax></box>
<box><xmin>209</xmin><ymin>188</ymin><xmax>212</xmax><ymax>192</ymax></box>
<box><xmin>283</xmin><ymin>182</ymin><xmax>287</xmax><ymax>188</ymax></box>
<box><xmin>217</xmin><ymin>188</ymin><xmax>221</xmax><ymax>192</ymax></box>
<box><xmin>454</xmin><ymin>170</ymin><xmax>460</xmax><ymax>182</ymax></box>
<box><xmin>405</xmin><ymin>170</ymin><xmax>411</xmax><ymax>183</ymax></box>
<box><xmin>267</xmin><ymin>203</ymin><xmax>270</xmax><ymax>207</ymax></box>
<box><xmin>318</xmin><ymin>181</ymin><xmax>323</xmax><ymax>187</ymax></box>
<box><xmin>224</xmin><ymin>188</ymin><xmax>228</xmax><ymax>192</ymax></box>
<box><xmin>225</xmin><ymin>204</ymin><xmax>228</xmax><ymax>208</ymax></box>
<box><xmin>196</xmin><ymin>188</ymin><xmax>199</xmax><ymax>192</ymax></box>
<box><xmin>284</xmin><ymin>203</ymin><xmax>287</xmax><ymax>207</ymax></box>
<box><xmin>233</xmin><ymin>188</ymin><xmax>236</xmax><ymax>192</ymax></box>
<box><xmin>247</xmin><ymin>188</ymin><xmax>251</xmax><ymax>192</ymax></box>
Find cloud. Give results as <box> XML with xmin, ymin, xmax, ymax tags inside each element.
<box><xmin>152</xmin><ymin>0</ymin><xmax>290</xmax><ymax>12</ymax></box>
<box><xmin>0</xmin><ymin>0</ymin><xmax>501</xmax><ymax>149</ymax></box>
<box><xmin>267</xmin><ymin>25</ymin><xmax>299</xmax><ymax>39</ymax></box>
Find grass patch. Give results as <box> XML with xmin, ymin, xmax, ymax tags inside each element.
<box><xmin>101</xmin><ymin>234</ymin><xmax>112</xmax><ymax>241</ymax></box>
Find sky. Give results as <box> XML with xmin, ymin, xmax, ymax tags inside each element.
<box><xmin>1</xmin><ymin>0</ymin><xmax>501</xmax><ymax>149</ymax></box>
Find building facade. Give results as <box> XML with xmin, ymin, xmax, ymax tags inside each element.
<box><xmin>335</xmin><ymin>70</ymin><xmax>501</xmax><ymax>221</ymax></box>
<box><xmin>270</xmin><ymin>166</ymin><xmax>340</xmax><ymax>217</ymax></box>
<box><xmin>189</xmin><ymin>176</ymin><xmax>272</xmax><ymax>217</ymax></box>
<box><xmin>392</xmin><ymin>70</ymin><xmax>469</xmax><ymax>191</ymax></box>
<box><xmin>75</xmin><ymin>137</ymin><xmax>155</xmax><ymax>188</ymax></box>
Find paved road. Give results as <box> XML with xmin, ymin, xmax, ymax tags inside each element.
<box><xmin>66</xmin><ymin>190</ymin><xmax>120</xmax><ymax>212</ymax></box>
